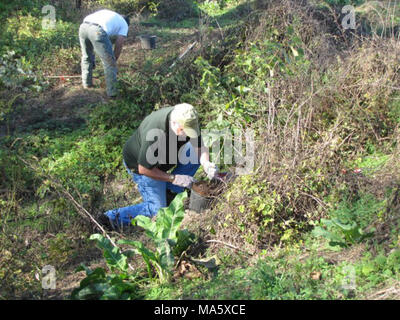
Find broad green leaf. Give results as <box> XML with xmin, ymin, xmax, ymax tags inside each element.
<box><xmin>312</xmin><ymin>226</ymin><xmax>345</xmax><ymax>246</ymax></box>
<box><xmin>311</xmin><ymin>226</ymin><xmax>331</xmax><ymax>238</ymax></box>
<box><xmin>117</xmin><ymin>239</ymin><xmax>158</xmax><ymax>263</ymax></box>
<box><xmin>362</xmin><ymin>264</ymin><xmax>375</xmax><ymax>276</ymax></box>
<box><xmin>169</xmin><ymin>191</ymin><xmax>186</xmax><ymax>215</ymax></box>
<box><xmin>75</xmin><ymin>263</ymin><xmax>91</xmax><ymax>274</ymax></box>
<box><xmin>173</xmin><ymin>229</ymin><xmax>195</xmax><ymax>256</ymax></box>
<box><xmin>90</xmin><ymin>234</ymin><xmax>128</xmax><ymax>272</ymax></box>
<box><xmin>331</xmin><ymin>218</ymin><xmax>357</xmax><ymax>231</ymax></box>
<box><xmin>101</xmin><ymin>286</ymin><xmax>120</xmax><ymax>300</ymax></box>
<box><xmin>135</xmin><ymin>215</ymin><xmax>156</xmax><ymax>238</ymax></box>
<box><xmin>158</xmin><ymin>239</ymin><xmax>174</xmax><ymax>270</ymax></box>
<box><xmin>76</xmin><ymin>282</ymin><xmax>109</xmax><ymax>300</ymax></box>
<box><xmin>79</xmin><ymin>268</ymin><xmax>107</xmax><ymax>288</ymax></box>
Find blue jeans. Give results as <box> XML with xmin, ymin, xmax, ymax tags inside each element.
<box><xmin>79</xmin><ymin>23</ymin><xmax>117</xmax><ymax>96</ymax></box>
<box><xmin>105</xmin><ymin>144</ymin><xmax>200</xmax><ymax>226</ymax></box>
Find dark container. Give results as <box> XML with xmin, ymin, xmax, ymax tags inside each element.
<box><xmin>189</xmin><ymin>189</ymin><xmax>212</xmax><ymax>213</ymax></box>
<box><xmin>139</xmin><ymin>35</ymin><xmax>157</xmax><ymax>49</ymax></box>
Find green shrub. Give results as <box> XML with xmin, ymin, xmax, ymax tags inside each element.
<box><xmin>0</xmin><ymin>51</ymin><xmax>45</xmax><ymax>92</ymax></box>
<box><xmin>155</xmin><ymin>0</ymin><xmax>198</xmax><ymax>21</ymax></box>
<box><xmin>312</xmin><ymin>194</ymin><xmax>385</xmax><ymax>248</ymax></box>
<box><xmin>71</xmin><ymin>265</ymin><xmax>139</xmax><ymax>300</ymax></box>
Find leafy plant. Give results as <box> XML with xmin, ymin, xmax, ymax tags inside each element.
<box><xmin>71</xmin><ymin>265</ymin><xmax>138</xmax><ymax>300</ymax></box>
<box><xmin>90</xmin><ymin>233</ymin><xmax>129</xmax><ymax>273</ymax></box>
<box><xmin>312</xmin><ymin>217</ymin><xmax>373</xmax><ymax>248</ymax></box>
<box><xmin>0</xmin><ymin>51</ymin><xmax>45</xmax><ymax>92</ymax></box>
<box><xmin>70</xmin><ymin>234</ymin><xmax>139</xmax><ymax>300</ymax></box>
<box><xmin>119</xmin><ymin>191</ymin><xmax>190</xmax><ymax>283</ymax></box>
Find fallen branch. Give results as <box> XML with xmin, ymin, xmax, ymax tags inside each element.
<box><xmin>17</xmin><ymin>156</ymin><xmax>135</xmax><ymax>271</ymax></box>
<box><xmin>206</xmin><ymin>239</ymin><xmax>253</xmax><ymax>256</ymax></box>
<box><xmin>169</xmin><ymin>41</ymin><xmax>197</xmax><ymax>69</ymax></box>
<box><xmin>45</xmin><ymin>75</ymin><xmax>82</xmax><ymax>78</ymax></box>
<box><xmin>367</xmin><ymin>282</ymin><xmax>400</xmax><ymax>300</ymax></box>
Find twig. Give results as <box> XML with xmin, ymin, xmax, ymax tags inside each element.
<box><xmin>169</xmin><ymin>41</ymin><xmax>197</xmax><ymax>69</ymax></box>
<box><xmin>4</xmin><ymin>213</ymin><xmax>49</xmax><ymax>223</ymax></box>
<box><xmin>206</xmin><ymin>239</ymin><xmax>253</xmax><ymax>256</ymax></box>
<box><xmin>17</xmin><ymin>156</ymin><xmax>135</xmax><ymax>271</ymax></box>
<box><xmin>45</xmin><ymin>75</ymin><xmax>82</xmax><ymax>78</ymax></box>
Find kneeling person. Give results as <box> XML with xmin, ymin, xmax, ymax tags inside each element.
<box><xmin>103</xmin><ymin>103</ymin><xmax>218</xmax><ymax>229</ymax></box>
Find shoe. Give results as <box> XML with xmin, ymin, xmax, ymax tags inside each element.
<box><xmin>97</xmin><ymin>212</ymin><xmax>120</xmax><ymax>232</ymax></box>
<box><xmin>166</xmin><ymin>189</ymin><xmax>178</xmax><ymax>206</ymax></box>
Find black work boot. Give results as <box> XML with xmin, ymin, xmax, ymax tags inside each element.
<box><xmin>166</xmin><ymin>189</ymin><xmax>177</xmax><ymax>207</ymax></box>
<box><xmin>97</xmin><ymin>212</ymin><xmax>120</xmax><ymax>232</ymax></box>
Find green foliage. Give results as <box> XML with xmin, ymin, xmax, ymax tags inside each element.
<box><xmin>173</xmin><ymin>229</ymin><xmax>195</xmax><ymax>256</ymax></box>
<box><xmin>89</xmin><ymin>100</ymin><xmax>147</xmax><ymax>131</ymax></box>
<box><xmin>194</xmin><ymin>23</ymin><xmax>310</xmax><ymax>128</ymax></box>
<box><xmin>0</xmin><ymin>51</ymin><xmax>45</xmax><ymax>92</ymax></box>
<box><xmin>71</xmin><ymin>265</ymin><xmax>139</xmax><ymax>300</ymax></box>
<box><xmin>90</xmin><ymin>234</ymin><xmax>129</xmax><ymax>273</ymax></box>
<box><xmin>223</xmin><ymin>166</ymin><xmax>329</xmax><ymax>247</ymax></box>
<box><xmin>155</xmin><ymin>0</ymin><xmax>198</xmax><ymax>21</ymax></box>
<box><xmin>47</xmin><ymin>232</ymin><xmax>74</xmax><ymax>266</ymax></box>
<box><xmin>312</xmin><ymin>194</ymin><xmax>384</xmax><ymax>248</ymax></box>
<box><xmin>74</xmin><ymin>192</ymin><xmax>192</xmax><ymax>298</ymax></box>
<box><xmin>1</xmin><ymin>11</ymin><xmax>78</xmax><ymax>68</ymax></box>
<box><xmin>312</xmin><ymin>218</ymin><xmax>373</xmax><ymax>248</ymax></box>
<box><xmin>32</xmin><ymin>127</ymin><xmax>126</xmax><ymax>195</ymax></box>
<box><xmin>119</xmin><ymin>191</ymin><xmax>190</xmax><ymax>283</ymax></box>
<box><xmin>71</xmin><ymin>233</ymin><xmax>143</xmax><ymax>300</ymax></box>
<box><xmin>323</xmin><ymin>0</ymin><xmax>366</xmax><ymax>6</ymax></box>
<box><xmin>2</xmin><ymin>0</ymin><xmax>400</xmax><ymax>300</ymax></box>
<box><xmin>158</xmin><ymin>252</ymin><xmax>343</xmax><ymax>300</ymax></box>
<box><xmin>387</xmin><ymin>95</ymin><xmax>400</xmax><ymax>124</ymax></box>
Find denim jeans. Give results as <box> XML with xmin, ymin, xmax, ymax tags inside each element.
<box><xmin>105</xmin><ymin>143</ymin><xmax>200</xmax><ymax>226</ymax></box>
<box><xmin>79</xmin><ymin>23</ymin><xmax>117</xmax><ymax>96</ymax></box>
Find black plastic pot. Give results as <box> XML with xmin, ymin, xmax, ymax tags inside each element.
<box><xmin>189</xmin><ymin>189</ymin><xmax>211</xmax><ymax>213</ymax></box>
<box><xmin>139</xmin><ymin>35</ymin><xmax>157</xmax><ymax>49</ymax></box>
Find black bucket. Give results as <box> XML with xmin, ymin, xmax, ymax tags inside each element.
<box><xmin>189</xmin><ymin>189</ymin><xmax>212</xmax><ymax>213</ymax></box>
<box><xmin>139</xmin><ymin>35</ymin><xmax>157</xmax><ymax>49</ymax></box>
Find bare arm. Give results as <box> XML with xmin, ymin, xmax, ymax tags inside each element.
<box><xmin>114</xmin><ymin>35</ymin><xmax>126</xmax><ymax>61</ymax></box>
<box><xmin>138</xmin><ymin>165</ymin><xmax>174</xmax><ymax>182</ymax></box>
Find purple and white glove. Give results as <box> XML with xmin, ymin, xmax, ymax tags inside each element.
<box><xmin>172</xmin><ymin>174</ymin><xmax>195</xmax><ymax>189</ymax></box>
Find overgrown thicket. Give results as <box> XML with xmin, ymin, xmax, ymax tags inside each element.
<box><xmin>190</xmin><ymin>0</ymin><xmax>400</xmax><ymax>252</ymax></box>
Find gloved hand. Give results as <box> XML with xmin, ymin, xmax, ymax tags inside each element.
<box><xmin>203</xmin><ymin>161</ymin><xmax>218</xmax><ymax>180</ymax></box>
<box><xmin>172</xmin><ymin>174</ymin><xmax>195</xmax><ymax>189</ymax></box>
